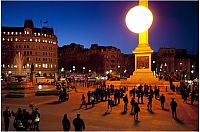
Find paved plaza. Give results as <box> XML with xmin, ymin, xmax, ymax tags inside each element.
<box><xmin>1</xmin><ymin>85</ymin><xmax>199</xmax><ymax>131</ymax></box>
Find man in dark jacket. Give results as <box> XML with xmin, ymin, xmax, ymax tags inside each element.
<box><xmin>3</xmin><ymin>106</ymin><xmax>11</xmax><ymax>131</ymax></box>
<box><xmin>62</xmin><ymin>114</ymin><xmax>71</xmax><ymax>131</ymax></box>
<box><xmin>170</xmin><ymin>98</ymin><xmax>178</xmax><ymax>119</ymax></box>
<box><xmin>73</xmin><ymin>114</ymin><xmax>85</xmax><ymax>131</ymax></box>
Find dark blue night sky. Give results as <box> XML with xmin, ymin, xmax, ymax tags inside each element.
<box><xmin>2</xmin><ymin>1</ymin><xmax>199</xmax><ymax>54</ymax></box>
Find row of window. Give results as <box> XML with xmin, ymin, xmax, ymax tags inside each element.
<box><xmin>15</xmin><ymin>45</ymin><xmax>54</xmax><ymax>50</ymax></box>
<box><xmin>2</xmin><ymin>31</ymin><xmax>54</xmax><ymax>38</ymax></box>
<box><xmin>1</xmin><ymin>63</ymin><xmax>57</xmax><ymax>69</ymax></box>
<box><xmin>35</xmin><ymin>58</ymin><xmax>53</xmax><ymax>62</ymax></box>
<box><xmin>2</xmin><ymin>38</ymin><xmax>57</xmax><ymax>44</ymax></box>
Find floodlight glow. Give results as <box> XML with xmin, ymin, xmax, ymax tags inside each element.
<box><xmin>125</xmin><ymin>5</ymin><xmax>153</xmax><ymax>33</ymax></box>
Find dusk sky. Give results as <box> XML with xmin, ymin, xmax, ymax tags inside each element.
<box><xmin>2</xmin><ymin>1</ymin><xmax>199</xmax><ymax>54</ymax></box>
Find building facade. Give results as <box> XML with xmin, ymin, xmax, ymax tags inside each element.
<box><xmin>156</xmin><ymin>48</ymin><xmax>197</xmax><ymax>80</ymax></box>
<box><xmin>1</xmin><ymin>20</ymin><xmax>58</xmax><ymax>78</ymax></box>
<box><xmin>58</xmin><ymin>43</ymin><xmax>134</xmax><ymax>77</ymax></box>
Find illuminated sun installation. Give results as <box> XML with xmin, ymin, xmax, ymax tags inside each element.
<box><xmin>125</xmin><ymin>5</ymin><xmax>153</xmax><ymax>33</ymax></box>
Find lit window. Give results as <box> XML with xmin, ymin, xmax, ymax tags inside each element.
<box><xmin>42</xmin><ymin>64</ymin><xmax>45</xmax><ymax>68</ymax></box>
<box><xmin>39</xmin><ymin>71</ymin><xmax>41</xmax><ymax>74</ymax></box>
<box><xmin>30</xmin><ymin>39</ymin><xmax>32</xmax><ymax>42</ymax></box>
<box><xmin>7</xmin><ymin>32</ymin><xmax>10</xmax><ymax>35</ymax></box>
<box><xmin>53</xmin><ymin>42</ymin><xmax>56</xmax><ymax>44</ymax></box>
<box><xmin>3</xmin><ymin>64</ymin><xmax>5</xmax><ymax>68</ymax></box>
<box><xmin>19</xmin><ymin>32</ymin><xmax>22</xmax><ymax>35</ymax></box>
<box><xmin>51</xmin><ymin>41</ymin><xmax>52</xmax><ymax>44</ymax></box>
<box><xmin>35</xmin><ymin>39</ymin><xmax>37</xmax><ymax>42</ymax></box>
<box><xmin>50</xmin><ymin>64</ymin><xmax>53</xmax><ymax>68</ymax></box>
<box><xmin>2</xmin><ymin>38</ymin><xmax>5</xmax><ymax>41</ymax></box>
<box><xmin>34</xmin><ymin>33</ymin><xmax>37</xmax><ymax>36</ymax></box>
<box><xmin>15</xmin><ymin>32</ymin><xmax>18</xmax><ymax>35</ymax></box>
<box><xmin>39</xmin><ymin>65</ymin><xmax>41</xmax><ymax>68</ymax></box>
<box><xmin>15</xmin><ymin>38</ymin><xmax>18</xmax><ymax>41</ymax></box>
<box><xmin>11</xmin><ymin>32</ymin><xmax>14</xmax><ymax>35</ymax></box>
<box><xmin>27</xmin><ymin>31</ymin><xmax>29</xmax><ymax>34</ymax></box>
<box><xmin>45</xmin><ymin>40</ymin><xmax>47</xmax><ymax>43</ymax></box>
<box><xmin>3</xmin><ymin>32</ymin><xmax>6</xmax><ymax>34</ymax></box>
<box><xmin>24</xmin><ymin>39</ymin><xmax>26</xmax><ymax>42</ymax></box>
<box><xmin>43</xmin><ymin>40</ymin><xmax>44</xmax><ymax>42</ymax></box>
<box><xmin>35</xmin><ymin>64</ymin><xmax>38</xmax><ymax>68</ymax></box>
<box><xmin>38</xmin><ymin>33</ymin><xmax>40</xmax><ymax>36</ymax></box>
<box><xmin>8</xmin><ymin>65</ymin><xmax>10</xmax><ymax>68</ymax></box>
<box><xmin>27</xmin><ymin>64</ymin><xmax>30</xmax><ymax>67</ymax></box>
<box><xmin>38</xmin><ymin>39</ymin><xmax>40</xmax><ymax>42</ymax></box>
<box><xmin>44</xmin><ymin>34</ymin><xmax>46</xmax><ymax>37</ymax></box>
<box><xmin>24</xmin><ymin>31</ymin><xmax>27</xmax><ymax>34</ymax></box>
<box><xmin>7</xmin><ymin>38</ymin><xmax>10</xmax><ymax>41</ymax></box>
<box><xmin>10</xmin><ymin>38</ymin><xmax>13</xmax><ymax>41</ymax></box>
<box><xmin>46</xmin><ymin>64</ymin><xmax>48</xmax><ymax>68</ymax></box>
<box><xmin>49</xmin><ymin>41</ymin><xmax>50</xmax><ymax>43</ymax></box>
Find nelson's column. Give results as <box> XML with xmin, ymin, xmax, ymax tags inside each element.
<box><xmin>126</xmin><ymin>0</ymin><xmax>167</xmax><ymax>86</ymax></box>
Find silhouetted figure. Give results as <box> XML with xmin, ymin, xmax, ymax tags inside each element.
<box><xmin>191</xmin><ymin>90</ymin><xmax>196</xmax><ymax>105</ymax></box>
<box><xmin>134</xmin><ymin>103</ymin><xmax>140</xmax><ymax>120</ymax></box>
<box><xmin>62</xmin><ymin>114</ymin><xmax>71</xmax><ymax>131</ymax></box>
<box><xmin>91</xmin><ymin>95</ymin><xmax>95</xmax><ymax>107</ymax></box>
<box><xmin>140</xmin><ymin>90</ymin><xmax>144</xmax><ymax>103</ymax></box>
<box><xmin>3</xmin><ymin>106</ymin><xmax>11</xmax><ymax>131</ymax></box>
<box><xmin>87</xmin><ymin>91</ymin><xmax>91</xmax><ymax>103</ymax></box>
<box><xmin>147</xmin><ymin>95</ymin><xmax>153</xmax><ymax>111</ymax></box>
<box><xmin>73</xmin><ymin>114</ymin><xmax>85</xmax><ymax>131</ymax></box>
<box><xmin>107</xmin><ymin>97</ymin><xmax>113</xmax><ymax>112</ymax></box>
<box><xmin>170</xmin><ymin>98</ymin><xmax>178</xmax><ymax>119</ymax></box>
<box><xmin>80</xmin><ymin>94</ymin><xmax>87</xmax><ymax>108</ymax></box>
<box><xmin>33</xmin><ymin>108</ymin><xmax>40</xmax><ymax>131</ymax></box>
<box><xmin>160</xmin><ymin>94</ymin><xmax>165</xmax><ymax>109</ymax></box>
<box><xmin>123</xmin><ymin>94</ymin><xmax>128</xmax><ymax>112</ymax></box>
<box><xmin>130</xmin><ymin>98</ymin><xmax>136</xmax><ymax>113</ymax></box>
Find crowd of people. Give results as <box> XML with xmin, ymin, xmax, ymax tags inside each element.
<box><xmin>3</xmin><ymin>81</ymin><xmax>198</xmax><ymax>131</ymax></box>
<box><xmin>3</xmin><ymin>104</ymin><xmax>40</xmax><ymax>131</ymax></box>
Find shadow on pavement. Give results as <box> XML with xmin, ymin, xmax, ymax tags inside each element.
<box><xmin>148</xmin><ymin>110</ymin><xmax>155</xmax><ymax>114</ymax></box>
<box><xmin>102</xmin><ymin>111</ymin><xmax>110</xmax><ymax>116</ymax></box>
<box><xmin>72</xmin><ymin>107</ymin><xmax>81</xmax><ymax>111</ymax></box>
<box><xmin>175</xmin><ymin>118</ymin><xmax>184</xmax><ymax>125</ymax></box>
<box><xmin>47</xmin><ymin>100</ymin><xmax>63</xmax><ymax>105</ymax></box>
<box><xmin>130</xmin><ymin>112</ymin><xmax>134</xmax><ymax>115</ymax></box>
<box><xmin>84</xmin><ymin>106</ymin><xmax>93</xmax><ymax>110</ymax></box>
<box><xmin>134</xmin><ymin>120</ymin><xmax>140</xmax><ymax>126</ymax></box>
<box><xmin>120</xmin><ymin>111</ymin><xmax>127</xmax><ymax>115</ymax></box>
<box><xmin>162</xmin><ymin>108</ymin><xmax>170</xmax><ymax>111</ymax></box>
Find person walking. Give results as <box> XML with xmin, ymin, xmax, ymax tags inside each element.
<box><xmin>123</xmin><ymin>94</ymin><xmax>128</xmax><ymax>112</ymax></box>
<box><xmin>80</xmin><ymin>94</ymin><xmax>87</xmax><ymax>108</ymax></box>
<box><xmin>107</xmin><ymin>97</ymin><xmax>113</xmax><ymax>112</ymax></box>
<box><xmin>191</xmin><ymin>90</ymin><xmax>196</xmax><ymax>105</ymax></box>
<box><xmin>91</xmin><ymin>95</ymin><xmax>95</xmax><ymax>107</ymax></box>
<box><xmin>73</xmin><ymin>114</ymin><xmax>85</xmax><ymax>131</ymax></box>
<box><xmin>130</xmin><ymin>98</ymin><xmax>136</xmax><ymax>114</ymax></box>
<box><xmin>3</xmin><ymin>106</ymin><xmax>11</xmax><ymax>131</ymax></box>
<box><xmin>87</xmin><ymin>91</ymin><xmax>91</xmax><ymax>104</ymax></box>
<box><xmin>160</xmin><ymin>94</ymin><xmax>165</xmax><ymax>109</ymax></box>
<box><xmin>134</xmin><ymin>103</ymin><xmax>140</xmax><ymax>120</ymax></box>
<box><xmin>170</xmin><ymin>98</ymin><xmax>178</xmax><ymax>119</ymax></box>
<box><xmin>62</xmin><ymin>114</ymin><xmax>71</xmax><ymax>131</ymax></box>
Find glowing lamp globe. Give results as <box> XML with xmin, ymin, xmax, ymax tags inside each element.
<box><xmin>125</xmin><ymin>5</ymin><xmax>153</xmax><ymax>33</ymax></box>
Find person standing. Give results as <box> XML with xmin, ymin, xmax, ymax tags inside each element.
<box><xmin>33</xmin><ymin>108</ymin><xmax>40</xmax><ymax>131</ymax></box>
<box><xmin>134</xmin><ymin>103</ymin><xmax>140</xmax><ymax>120</ymax></box>
<box><xmin>3</xmin><ymin>106</ymin><xmax>11</xmax><ymax>131</ymax></box>
<box><xmin>147</xmin><ymin>95</ymin><xmax>153</xmax><ymax>111</ymax></box>
<box><xmin>123</xmin><ymin>94</ymin><xmax>128</xmax><ymax>112</ymax></box>
<box><xmin>170</xmin><ymin>98</ymin><xmax>178</xmax><ymax>119</ymax></box>
<box><xmin>73</xmin><ymin>114</ymin><xmax>85</xmax><ymax>131</ymax></box>
<box><xmin>160</xmin><ymin>94</ymin><xmax>165</xmax><ymax>109</ymax></box>
<box><xmin>130</xmin><ymin>98</ymin><xmax>136</xmax><ymax>114</ymax></box>
<box><xmin>62</xmin><ymin>114</ymin><xmax>71</xmax><ymax>131</ymax></box>
<box><xmin>191</xmin><ymin>90</ymin><xmax>196</xmax><ymax>105</ymax></box>
<box><xmin>87</xmin><ymin>91</ymin><xmax>91</xmax><ymax>104</ymax></box>
<box><xmin>91</xmin><ymin>95</ymin><xmax>95</xmax><ymax>107</ymax></box>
